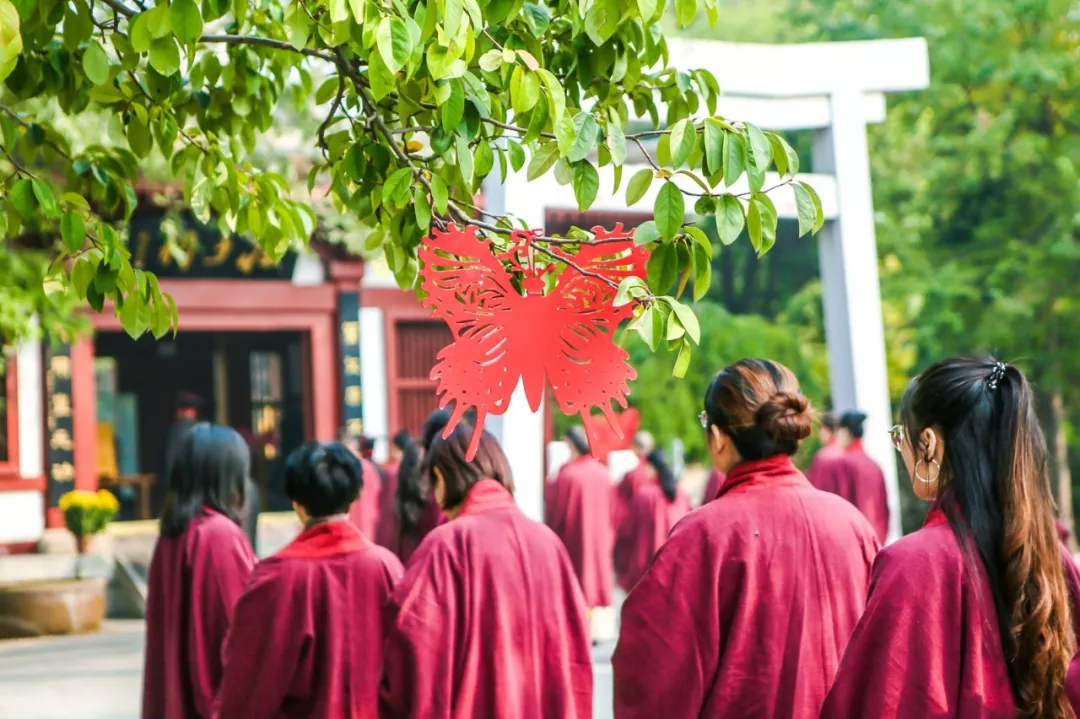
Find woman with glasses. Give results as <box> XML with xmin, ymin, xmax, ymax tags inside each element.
<box><xmin>214</xmin><ymin>441</ymin><xmax>403</xmax><ymax>718</ymax></box>
<box><xmin>822</xmin><ymin>356</ymin><xmax>1080</xmax><ymax>718</ymax></box>
<box><xmin>380</xmin><ymin>426</ymin><xmax>592</xmax><ymax>717</ymax></box>
<box><xmin>613</xmin><ymin>359</ymin><xmax>880</xmax><ymax>719</ymax></box>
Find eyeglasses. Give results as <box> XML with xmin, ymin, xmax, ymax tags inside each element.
<box><xmin>699</xmin><ymin>410</ymin><xmax>709</xmax><ymax>430</ymax></box>
<box><xmin>888</xmin><ymin>425</ymin><xmax>905</xmax><ymax>452</ymax></box>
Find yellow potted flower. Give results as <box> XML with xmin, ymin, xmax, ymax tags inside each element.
<box><xmin>59</xmin><ymin>489</ymin><xmax>120</xmax><ymax>574</ymax></box>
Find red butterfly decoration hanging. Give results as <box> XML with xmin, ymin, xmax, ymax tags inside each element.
<box><xmin>586</xmin><ymin>407</ymin><xmax>641</xmax><ymax>463</ymax></box>
<box><xmin>418</xmin><ymin>224</ymin><xmax>649</xmax><ymax>459</ymax></box>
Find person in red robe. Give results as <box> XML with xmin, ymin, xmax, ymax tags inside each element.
<box><xmin>545</xmin><ymin>425</ymin><xmax>616</xmax><ymax>610</ymax></box>
<box><xmin>822</xmin><ymin>356</ymin><xmax>1080</xmax><ymax>718</ymax></box>
<box><xmin>700</xmin><ymin>467</ymin><xmax>725</xmax><ymax>506</ymax></box>
<box><xmin>380</xmin><ymin>426</ymin><xmax>592</xmax><ymax>718</ymax></box>
<box><xmin>806</xmin><ymin>410</ymin><xmax>843</xmax><ymax>484</ymax></box>
<box><xmin>614</xmin><ymin>448</ymin><xmax>691</xmax><ymax>592</ymax></box>
<box><xmin>613</xmin><ymin>358</ymin><xmax>880</xmax><ymax>719</ymax></box>
<box><xmin>375</xmin><ymin>430</ymin><xmax>412</xmax><ymax>552</ymax></box>
<box><xmin>142</xmin><ymin>424</ymin><xmax>256</xmax><ymax>719</ymax></box>
<box><xmin>615</xmin><ymin>431</ymin><xmax>654</xmax><ymax>529</ymax></box>
<box><xmin>338</xmin><ymin>429</ymin><xmax>382</xmax><ymax>540</ymax></box>
<box><xmin>395</xmin><ymin>410</ymin><xmax>451</xmax><ymax>564</ymax></box>
<box><xmin>214</xmin><ymin>441</ymin><xmax>403</xmax><ymax>718</ymax></box>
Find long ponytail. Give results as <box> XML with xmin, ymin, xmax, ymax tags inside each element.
<box><xmin>903</xmin><ymin>356</ymin><xmax>1074</xmax><ymax>717</ymax></box>
<box><xmin>395</xmin><ymin>410</ymin><xmax>451</xmax><ymax>534</ymax></box>
<box><xmin>646</xmin><ymin>448</ymin><xmax>678</xmax><ymax>503</ymax></box>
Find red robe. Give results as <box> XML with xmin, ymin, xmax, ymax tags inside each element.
<box><xmin>808</xmin><ymin>441</ymin><xmax>890</xmax><ymax>544</ymax></box>
<box><xmin>701</xmin><ymin>468</ymin><xmax>725</xmax><ymax>506</ymax></box>
<box><xmin>545</xmin><ymin>456</ymin><xmax>616</xmax><ymax>607</ymax></box>
<box><xmin>214</xmin><ymin>520</ymin><xmax>402</xmax><ymax>718</ymax></box>
<box><xmin>615</xmin><ymin>460</ymin><xmax>651</xmax><ymax>530</ymax></box>
<box><xmin>613</xmin><ymin>455</ymin><xmax>879</xmax><ymax>719</ymax></box>
<box><xmin>142</xmin><ymin>510</ymin><xmax>256</xmax><ymax>719</ymax></box>
<box><xmin>375</xmin><ymin>462</ymin><xmax>401</xmax><ymax>552</ymax></box>
<box><xmin>614</xmin><ymin>481</ymin><xmax>691</xmax><ymax>592</ymax></box>
<box><xmin>348</xmin><ymin>458</ymin><xmax>382</xmax><ymax>540</ymax></box>
<box><xmin>380</xmin><ymin>480</ymin><xmax>592</xmax><ymax>718</ymax></box>
<box><xmin>398</xmin><ymin>496</ymin><xmax>446</xmax><ymax>566</ymax></box>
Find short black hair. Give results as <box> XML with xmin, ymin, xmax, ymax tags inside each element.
<box><xmin>284</xmin><ymin>442</ymin><xmax>363</xmax><ymax>518</ymax></box>
<box><xmin>160</xmin><ymin>423</ymin><xmax>249</xmax><ymax>537</ymax></box>
<box><xmin>840</xmin><ymin>411</ymin><xmax>868</xmax><ymax>439</ymax></box>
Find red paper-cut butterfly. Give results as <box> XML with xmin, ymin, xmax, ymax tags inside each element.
<box><xmin>418</xmin><ymin>224</ymin><xmax>649</xmax><ymax>459</ymax></box>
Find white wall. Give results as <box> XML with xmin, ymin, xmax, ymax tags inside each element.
<box><xmin>0</xmin><ymin>336</ymin><xmax>46</xmax><ymax>544</ymax></box>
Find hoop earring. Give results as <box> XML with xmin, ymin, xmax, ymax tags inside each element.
<box><xmin>915</xmin><ymin>458</ymin><xmax>940</xmax><ymax>485</ymax></box>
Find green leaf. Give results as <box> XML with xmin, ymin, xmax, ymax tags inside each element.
<box><xmin>584</xmin><ymin>0</ymin><xmax>620</xmax><ymax>45</ymax></box>
<box><xmin>62</xmin><ymin>192</ymin><xmax>91</xmax><ymax>211</ymax></box>
<box><xmin>567</xmin><ymin>112</ymin><xmax>599</xmax><ymax>163</ymax></box>
<box><xmin>717</xmin><ymin>194</ymin><xmax>744</xmax><ymax>246</ymax></box>
<box><xmin>675</xmin><ymin>0</ymin><xmax>697</xmax><ymax>27</ymax></box>
<box><xmin>689</xmin><ymin>235</ymin><xmax>712</xmax><ymax>302</ymax></box>
<box><xmin>127</xmin><ymin>116</ymin><xmax>152</xmax><ymax>158</ymax></box>
<box><xmin>129</xmin><ymin>11</ymin><xmax>152</xmax><ymax>52</ymax></box>
<box><xmin>82</xmin><ymin>40</ymin><xmax>109</xmax><ymax>85</ymax></box>
<box><xmin>647</xmin><ymin>242</ymin><xmax>678</xmax><ymax>293</ymax></box>
<box><xmin>608</xmin><ymin>123</ymin><xmax>626</xmax><ymax>166</ymax></box>
<box><xmin>377</xmin><ymin>17</ymin><xmax>412</xmax><ymax>73</ymax></box>
<box><xmin>478</xmin><ymin>49</ymin><xmax>502</xmax><ymax>72</ymax></box>
<box><xmin>440</xmin><ymin>79</ymin><xmax>465</xmax><ymax>131</ymax></box>
<box><xmin>315</xmin><ymin>77</ymin><xmax>339</xmax><ymax>105</ymax></box>
<box><xmin>636</xmin><ymin>0</ymin><xmax>656</xmax><ymax>22</ymax></box>
<box><xmin>633</xmin><ymin>220</ymin><xmax>659</xmax><ymax>245</ymax></box>
<box><xmin>670</xmin><ymin>300</ymin><xmax>700</xmax><ymax>343</ymax></box>
<box><xmin>444</xmin><ymin>0</ymin><xmax>463</xmax><ymax>40</ymax></box>
<box><xmin>673</xmin><ymin>338</ymin><xmax>691</xmax><ymax>378</ymax></box>
<box><xmin>626</xmin><ymin>168</ymin><xmax>652</xmax><ymax>206</ymax></box>
<box><xmin>9</xmin><ymin>178</ymin><xmax>36</xmax><ymax>218</ymax></box>
<box><xmin>723</xmin><ymin>131</ymin><xmax>746</xmax><ymax>187</ymax></box>
<box><xmin>746</xmin><ymin>198</ymin><xmax>762</xmax><ymax>254</ymax></box>
<box><xmin>669</xmin><ymin>119</ymin><xmax>696</xmax><ymax>169</ymax></box>
<box><xmin>614</xmin><ymin>275</ymin><xmax>648</xmax><ymax>307</ymax></box>
<box><xmin>430</xmin><ymin>173</ymin><xmax>449</xmax><ymax>214</ymax></box>
<box><xmin>426</xmin><ymin>44</ymin><xmax>465</xmax><ymax>82</ymax></box>
<box><xmin>522</xmin><ymin>3</ymin><xmax>551</xmax><ymax>35</ymax></box>
<box><xmin>703</xmin><ymin>119</ymin><xmax>724</xmax><ymax>177</ymax></box>
<box><xmin>329</xmin><ymin>0</ymin><xmax>349</xmax><ymax>23</ymax></box>
<box><xmin>796</xmin><ymin>180</ymin><xmax>825</xmax><ymax>233</ymax></box>
<box><xmin>169</xmin><ymin>0</ymin><xmax>203</xmax><ymax>43</ymax></box>
<box><xmin>414</xmin><ymin>188</ymin><xmax>432</xmax><ymax>230</ymax></box>
<box><xmin>474</xmin><ymin>141</ymin><xmax>494</xmax><ymax>182</ymax></box>
<box><xmin>745</xmin><ymin>123</ymin><xmax>771</xmax><ymax>173</ymax></box>
<box><xmin>60</xmin><ymin>212</ymin><xmax>85</xmax><ymax>253</ymax></box>
<box><xmin>510</xmin><ymin>66</ymin><xmax>540</xmax><ymax>115</ymax></box>
<box><xmin>537</xmin><ymin>69</ymin><xmax>565</xmax><ymax>124</ymax></box>
<box><xmin>631</xmin><ymin>303</ymin><xmax>662</xmax><ymax>351</ymax></box>
<box><xmin>456</xmin><ymin>134</ymin><xmax>473</xmax><ymax>185</ymax></box>
<box><xmin>693</xmin><ymin>195</ymin><xmax>716</xmax><ymax>216</ymax></box>
<box><xmin>523</xmin><ymin>96</ymin><xmax>549</xmax><ymax>145</ymax></box>
<box><xmin>71</xmin><ymin>257</ymin><xmax>94</xmax><ymax>298</ymax></box>
<box><xmin>0</xmin><ymin>0</ymin><xmax>22</xmax><ymax>83</ymax></box>
<box><xmin>149</xmin><ymin>37</ymin><xmax>180</xmax><ymax>76</ymax></box>
<box><xmin>572</xmin><ymin>160</ymin><xmax>599</xmax><ymax>211</ymax></box>
<box><xmin>383</xmin><ymin>167</ymin><xmax>413</xmax><ymax>208</ymax></box>
<box><xmin>146</xmin><ymin>5</ymin><xmax>172</xmax><ymax>38</ymax></box>
<box><xmin>348</xmin><ymin>0</ymin><xmax>366</xmax><ymax>22</ymax></box>
<box><xmin>31</xmin><ymin>179</ymin><xmax>60</xmax><ymax>218</ymax></box>
<box><xmin>527</xmin><ymin>142</ymin><xmax>559</xmax><ymax>181</ymax></box>
<box><xmin>285</xmin><ymin>8</ymin><xmax>312</xmax><ymax>49</ymax></box>
<box><xmin>755</xmin><ymin>197</ymin><xmax>777</xmax><ymax>255</ymax></box>
<box><xmin>507</xmin><ymin>140</ymin><xmax>525</xmax><ymax>172</ymax></box>
<box><xmin>462</xmin><ymin>0</ymin><xmax>483</xmax><ymax>33</ymax></box>
<box><xmin>653</xmin><ymin>182</ymin><xmax>685</xmax><ymax>240</ymax></box>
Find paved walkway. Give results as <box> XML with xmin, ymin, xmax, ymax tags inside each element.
<box><xmin>0</xmin><ymin>621</ymin><xmax>615</xmax><ymax>719</ymax></box>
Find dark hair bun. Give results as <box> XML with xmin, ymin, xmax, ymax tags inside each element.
<box><xmin>756</xmin><ymin>392</ymin><xmax>813</xmax><ymax>443</ymax></box>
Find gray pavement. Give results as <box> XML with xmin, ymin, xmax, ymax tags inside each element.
<box><xmin>0</xmin><ymin>621</ymin><xmax>616</xmax><ymax>719</ymax></box>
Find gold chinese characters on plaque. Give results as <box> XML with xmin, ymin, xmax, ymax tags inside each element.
<box><xmin>50</xmin><ymin>355</ymin><xmax>71</xmax><ymax>379</ymax></box>
<box><xmin>346</xmin><ymin>418</ymin><xmax>363</xmax><ymax>436</ymax></box>
<box><xmin>341</xmin><ymin>321</ymin><xmax>359</xmax><ymax>346</ymax></box>
<box><xmin>49</xmin><ymin>428</ymin><xmax>74</xmax><ymax>452</ymax></box>
<box><xmin>344</xmin><ymin>386</ymin><xmax>362</xmax><ymax>407</ymax></box>
<box><xmin>51</xmin><ymin>393</ymin><xmax>72</xmax><ymax>418</ymax></box>
<box><xmin>344</xmin><ymin>356</ymin><xmax>361</xmax><ymax>376</ymax></box>
<box><xmin>51</xmin><ymin>461</ymin><xmax>75</xmax><ymax>483</ymax></box>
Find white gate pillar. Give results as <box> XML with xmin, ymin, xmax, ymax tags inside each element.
<box><xmin>813</xmin><ymin>89</ymin><xmax>901</xmax><ymax>542</ymax></box>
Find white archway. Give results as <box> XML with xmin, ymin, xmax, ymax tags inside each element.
<box><xmin>488</xmin><ymin>37</ymin><xmax>930</xmax><ymax>541</ymax></box>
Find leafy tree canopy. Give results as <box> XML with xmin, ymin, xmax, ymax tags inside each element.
<box><xmin>0</xmin><ymin>0</ymin><xmax>823</xmax><ymax>372</ymax></box>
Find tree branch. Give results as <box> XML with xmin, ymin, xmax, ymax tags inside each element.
<box><xmin>100</xmin><ymin>0</ymin><xmax>136</xmax><ymax>17</ymax></box>
<box><xmin>0</xmin><ymin>105</ymin><xmax>73</xmax><ymax>160</ymax></box>
<box><xmin>316</xmin><ymin>73</ymin><xmax>347</xmax><ymax>159</ymax></box>
<box><xmin>199</xmin><ymin>34</ymin><xmax>335</xmax><ymax>61</ymax></box>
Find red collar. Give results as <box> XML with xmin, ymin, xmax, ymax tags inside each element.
<box><xmin>460</xmin><ymin>480</ymin><xmax>516</xmax><ymax>516</ymax></box>
<box><xmin>718</xmin><ymin>455</ymin><xmax>807</xmax><ymax>499</ymax></box>
<box><xmin>275</xmin><ymin>519</ymin><xmax>369</xmax><ymax>559</ymax></box>
<box><xmin>847</xmin><ymin>439</ymin><xmax>865</xmax><ymax>454</ymax></box>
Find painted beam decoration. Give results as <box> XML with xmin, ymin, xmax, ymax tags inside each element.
<box><xmin>338</xmin><ymin>291</ymin><xmax>364</xmax><ymax>438</ymax></box>
<box><xmin>45</xmin><ymin>343</ymin><xmax>76</xmax><ymax>506</ymax></box>
<box><xmin>418</xmin><ymin>224</ymin><xmax>648</xmax><ymax>459</ymax></box>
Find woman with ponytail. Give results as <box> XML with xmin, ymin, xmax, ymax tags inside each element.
<box><xmin>822</xmin><ymin>356</ymin><xmax>1080</xmax><ymax>718</ymax></box>
<box><xmin>614</xmin><ymin>446</ymin><xmax>691</xmax><ymax>592</ymax></box>
<box><xmin>613</xmin><ymin>359</ymin><xmax>880</xmax><ymax>719</ymax></box>
<box><xmin>394</xmin><ymin>410</ymin><xmax>450</xmax><ymax>564</ymax></box>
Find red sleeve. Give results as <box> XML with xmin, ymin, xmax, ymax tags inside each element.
<box><xmin>213</xmin><ymin>562</ymin><xmax>309</xmax><ymax>719</ymax></box>
<box><xmin>186</xmin><ymin>524</ymin><xmax>255</xmax><ymax>719</ymax></box>
<box><xmin>379</xmin><ymin>538</ymin><xmax>461</xmax><ymax>718</ymax></box>
<box><xmin>820</xmin><ymin>543</ymin><xmax>961</xmax><ymax>718</ymax></box>
<box><xmin>613</xmin><ymin>520</ymin><xmax>720</xmax><ymax>719</ymax></box>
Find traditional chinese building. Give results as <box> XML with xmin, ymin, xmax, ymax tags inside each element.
<box><xmin>0</xmin><ymin>202</ymin><xmax>458</xmax><ymax>548</ymax></box>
